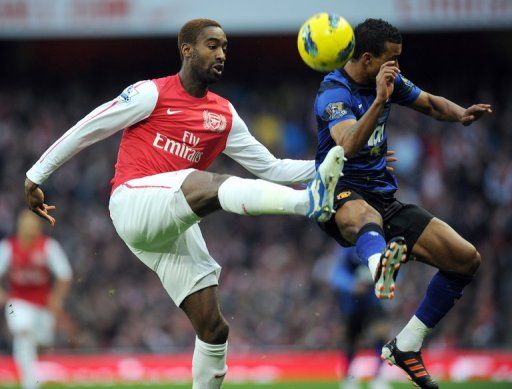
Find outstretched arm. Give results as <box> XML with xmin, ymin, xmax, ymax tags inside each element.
<box><xmin>410</xmin><ymin>91</ymin><xmax>492</xmax><ymax>126</ymax></box>
<box><xmin>223</xmin><ymin>104</ymin><xmax>316</xmax><ymax>184</ymax></box>
<box><xmin>25</xmin><ymin>80</ymin><xmax>158</xmax><ymax>225</ymax></box>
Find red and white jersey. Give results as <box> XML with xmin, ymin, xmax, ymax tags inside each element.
<box><xmin>27</xmin><ymin>74</ymin><xmax>315</xmax><ymax>190</ymax></box>
<box><xmin>0</xmin><ymin>236</ymin><xmax>72</xmax><ymax>307</ymax></box>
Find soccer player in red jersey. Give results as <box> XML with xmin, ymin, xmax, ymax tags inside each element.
<box><xmin>24</xmin><ymin>19</ymin><xmax>344</xmax><ymax>387</ymax></box>
<box><xmin>0</xmin><ymin>210</ymin><xmax>72</xmax><ymax>389</ymax></box>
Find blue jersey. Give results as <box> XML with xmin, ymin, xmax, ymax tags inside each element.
<box><xmin>314</xmin><ymin>69</ymin><xmax>421</xmax><ymax>196</ymax></box>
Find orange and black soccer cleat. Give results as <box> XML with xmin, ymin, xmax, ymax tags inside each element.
<box><xmin>381</xmin><ymin>338</ymin><xmax>439</xmax><ymax>389</ymax></box>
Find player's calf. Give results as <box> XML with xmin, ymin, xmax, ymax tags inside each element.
<box><xmin>213</xmin><ymin>145</ymin><xmax>344</xmax><ymax>221</ymax></box>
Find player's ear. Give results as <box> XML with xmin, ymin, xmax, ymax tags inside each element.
<box><xmin>181</xmin><ymin>43</ymin><xmax>193</xmax><ymax>60</ymax></box>
<box><xmin>362</xmin><ymin>52</ymin><xmax>372</xmax><ymax>65</ymax></box>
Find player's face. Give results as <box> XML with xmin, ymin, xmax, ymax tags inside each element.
<box><xmin>368</xmin><ymin>42</ymin><xmax>402</xmax><ymax>78</ymax></box>
<box><xmin>16</xmin><ymin>210</ymin><xmax>42</xmax><ymax>242</ymax></box>
<box><xmin>190</xmin><ymin>27</ymin><xmax>228</xmax><ymax>84</ymax></box>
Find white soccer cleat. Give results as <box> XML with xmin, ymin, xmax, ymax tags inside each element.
<box><xmin>307</xmin><ymin>145</ymin><xmax>345</xmax><ymax>223</ymax></box>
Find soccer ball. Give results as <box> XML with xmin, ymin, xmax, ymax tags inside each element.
<box><xmin>297</xmin><ymin>12</ymin><xmax>355</xmax><ymax>72</ymax></box>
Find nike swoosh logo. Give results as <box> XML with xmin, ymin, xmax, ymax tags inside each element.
<box><xmin>167</xmin><ymin>109</ymin><xmax>182</xmax><ymax>115</ymax></box>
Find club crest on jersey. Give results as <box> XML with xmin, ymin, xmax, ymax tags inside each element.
<box><xmin>203</xmin><ymin>110</ymin><xmax>227</xmax><ymax>133</ymax></box>
<box><xmin>400</xmin><ymin>75</ymin><xmax>415</xmax><ymax>94</ymax></box>
<box><xmin>119</xmin><ymin>85</ymin><xmax>139</xmax><ymax>102</ymax></box>
<box><xmin>337</xmin><ymin>190</ymin><xmax>352</xmax><ymax>200</ymax></box>
<box><xmin>324</xmin><ymin>102</ymin><xmax>347</xmax><ymax>121</ymax></box>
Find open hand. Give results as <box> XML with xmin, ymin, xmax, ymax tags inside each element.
<box><xmin>460</xmin><ymin>104</ymin><xmax>492</xmax><ymax>126</ymax></box>
<box><xmin>24</xmin><ymin>178</ymin><xmax>56</xmax><ymax>226</ymax></box>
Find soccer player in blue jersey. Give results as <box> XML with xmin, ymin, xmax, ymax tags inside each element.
<box><xmin>314</xmin><ymin>19</ymin><xmax>492</xmax><ymax>388</ymax></box>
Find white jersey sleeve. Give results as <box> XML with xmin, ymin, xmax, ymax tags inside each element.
<box><xmin>223</xmin><ymin>104</ymin><xmax>316</xmax><ymax>185</ymax></box>
<box><xmin>0</xmin><ymin>240</ymin><xmax>12</xmax><ymax>277</ymax></box>
<box><xmin>26</xmin><ymin>80</ymin><xmax>159</xmax><ymax>185</ymax></box>
<box><xmin>45</xmin><ymin>238</ymin><xmax>72</xmax><ymax>281</ymax></box>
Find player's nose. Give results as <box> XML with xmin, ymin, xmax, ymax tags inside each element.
<box><xmin>216</xmin><ymin>48</ymin><xmax>226</xmax><ymax>62</ymax></box>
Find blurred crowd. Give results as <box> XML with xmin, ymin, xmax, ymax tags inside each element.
<box><xmin>0</xmin><ymin>60</ymin><xmax>510</xmax><ymax>355</ymax></box>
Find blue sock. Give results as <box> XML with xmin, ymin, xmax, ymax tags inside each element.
<box><xmin>415</xmin><ymin>270</ymin><xmax>473</xmax><ymax>328</ymax></box>
<box><xmin>355</xmin><ymin>223</ymin><xmax>386</xmax><ymax>266</ymax></box>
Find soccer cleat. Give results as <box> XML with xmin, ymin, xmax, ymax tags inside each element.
<box><xmin>374</xmin><ymin>236</ymin><xmax>407</xmax><ymax>299</ymax></box>
<box><xmin>307</xmin><ymin>145</ymin><xmax>345</xmax><ymax>223</ymax></box>
<box><xmin>381</xmin><ymin>339</ymin><xmax>438</xmax><ymax>389</ymax></box>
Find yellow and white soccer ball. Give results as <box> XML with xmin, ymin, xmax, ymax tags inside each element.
<box><xmin>297</xmin><ymin>12</ymin><xmax>355</xmax><ymax>72</ymax></box>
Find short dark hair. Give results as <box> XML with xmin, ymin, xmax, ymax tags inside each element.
<box><xmin>178</xmin><ymin>19</ymin><xmax>222</xmax><ymax>59</ymax></box>
<box><xmin>352</xmin><ymin>18</ymin><xmax>402</xmax><ymax>59</ymax></box>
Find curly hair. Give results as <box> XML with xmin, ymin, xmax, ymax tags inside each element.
<box><xmin>177</xmin><ymin>19</ymin><xmax>222</xmax><ymax>59</ymax></box>
<box><xmin>352</xmin><ymin>18</ymin><xmax>402</xmax><ymax>59</ymax></box>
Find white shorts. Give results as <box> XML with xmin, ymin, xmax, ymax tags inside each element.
<box><xmin>109</xmin><ymin>169</ymin><xmax>221</xmax><ymax>306</ymax></box>
<box><xmin>5</xmin><ymin>298</ymin><xmax>55</xmax><ymax>346</ymax></box>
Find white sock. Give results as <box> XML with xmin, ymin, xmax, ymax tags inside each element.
<box><xmin>368</xmin><ymin>253</ymin><xmax>381</xmax><ymax>279</ymax></box>
<box><xmin>218</xmin><ymin>176</ymin><xmax>309</xmax><ymax>216</ymax></box>
<box><xmin>395</xmin><ymin>315</ymin><xmax>432</xmax><ymax>352</ymax></box>
<box><xmin>13</xmin><ymin>334</ymin><xmax>39</xmax><ymax>389</ymax></box>
<box><xmin>192</xmin><ymin>336</ymin><xmax>228</xmax><ymax>389</ymax></box>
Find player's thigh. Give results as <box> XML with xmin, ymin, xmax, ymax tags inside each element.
<box><xmin>411</xmin><ymin>217</ymin><xmax>480</xmax><ymax>274</ymax></box>
<box><xmin>181</xmin><ymin>170</ymin><xmax>232</xmax><ymax>217</ymax></box>
<box><xmin>384</xmin><ymin>204</ymin><xmax>433</xmax><ymax>261</ymax></box>
<box><xmin>318</xmin><ymin>188</ymin><xmax>382</xmax><ymax>246</ymax></box>
<box><xmin>128</xmin><ymin>223</ymin><xmax>221</xmax><ymax>308</ymax></box>
<box><xmin>109</xmin><ymin>169</ymin><xmax>200</xmax><ymax>252</ymax></box>
<box><xmin>5</xmin><ymin>299</ymin><xmax>37</xmax><ymax>336</ymax></box>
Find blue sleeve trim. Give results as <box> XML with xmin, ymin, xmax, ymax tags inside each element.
<box><xmin>327</xmin><ymin>115</ymin><xmax>356</xmax><ymax>129</ymax></box>
<box><xmin>399</xmin><ymin>87</ymin><xmax>422</xmax><ymax>106</ymax></box>
<box><xmin>392</xmin><ymin>74</ymin><xmax>422</xmax><ymax>106</ymax></box>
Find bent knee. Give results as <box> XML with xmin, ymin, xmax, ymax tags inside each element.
<box><xmin>183</xmin><ymin>171</ymin><xmax>231</xmax><ymax>192</ymax></box>
<box><xmin>336</xmin><ymin>201</ymin><xmax>382</xmax><ymax>242</ymax></box>
<box><xmin>198</xmin><ymin>318</ymin><xmax>229</xmax><ymax>344</ymax></box>
<box><xmin>453</xmin><ymin>245</ymin><xmax>481</xmax><ymax>275</ymax></box>
<box><xmin>211</xmin><ymin>174</ymin><xmax>232</xmax><ymax>187</ymax></box>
